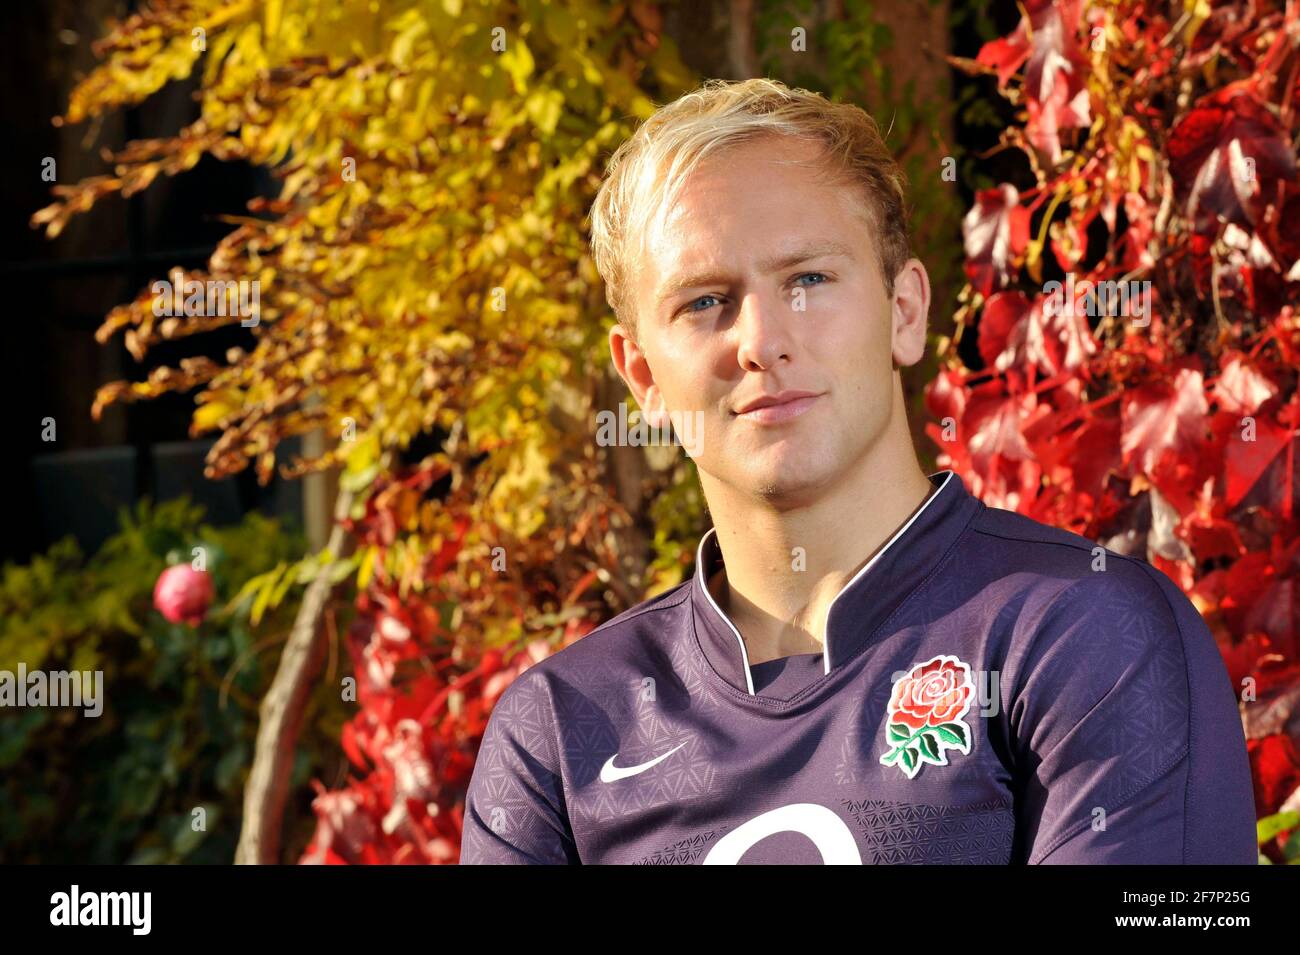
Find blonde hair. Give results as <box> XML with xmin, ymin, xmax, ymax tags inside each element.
<box><xmin>588</xmin><ymin>77</ymin><xmax>913</xmax><ymax>337</ymax></box>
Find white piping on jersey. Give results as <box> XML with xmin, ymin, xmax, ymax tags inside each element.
<box><xmin>694</xmin><ymin>470</ymin><xmax>956</xmax><ymax>694</ymax></box>
<box><xmin>695</xmin><ymin>526</ymin><xmax>756</xmax><ymax>695</ymax></box>
<box><xmin>818</xmin><ymin>470</ymin><xmax>954</xmax><ymax>673</ymax></box>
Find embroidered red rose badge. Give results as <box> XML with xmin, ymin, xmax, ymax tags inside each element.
<box><xmin>879</xmin><ymin>654</ymin><xmax>975</xmax><ymax>779</ymax></box>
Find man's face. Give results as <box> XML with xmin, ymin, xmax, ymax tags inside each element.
<box><xmin>609</xmin><ymin>133</ymin><xmax>928</xmax><ymax>508</ymax></box>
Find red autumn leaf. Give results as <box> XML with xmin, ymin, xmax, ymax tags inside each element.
<box><xmin>961</xmin><ymin>380</ymin><xmax>1050</xmax><ymax>510</ymax></box>
<box><xmin>978</xmin><ymin>287</ymin><xmax>1100</xmax><ymax>378</ymax></box>
<box><xmin>1040</xmin><ymin>284</ymin><xmax>1101</xmax><ymax>372</ymax></box>
<box><xmin>1245</xmin><ymin>569</ymin><xmax>1300</xmax><ymax>664</ymax></box>
<box><xmin>1212</xmin><ymin>352</ymin><xmax>1280</xmax><ymax>416</ymax></box>
<box><xmin>975</xmin><ymin>14</ymin><xmax>1033</xmax><ymax>87</ymax></box>
<box><xmin>979</xmin><ymin>0</ymin><xmax>1093</xmax><ymax>163</ymax></box>
<box><xmin>1181</xmin><ymin>513</ymin><xmax>1246</xmax><ymax>563</ymax></box>
<box><xmin>1025</xmin><ymin>51</ymin><xmax>1092</xmax><ymax>164</ymax></box>
<box><xmin>341</xmin><ymin>721</ymin><xmax>370</xmax><ymax>771</ymax></box>
<box><xmin>1049</xmin><ymin>413</ymin><xmax>1121</xmax><ymax>503</ymax></box>
<box><xmin>1254</xmin><ymin>658</ymin><xmax>1300</xmax><ymax>701</ymax></box>
<box><xmin>962</xmin><ymin>184</ymin><xmax>1031</xmax><ymax>297</ymax></box>
<box><xmin>1219</xmin><ymin>630</ymin><xmax>1274</xmax><ymax>692</ymax></box>
<box><xmin>1248</xmin><ymin>734</ymin><xmax>1300</xmax><ymax>817</ymax></box>
<box><xmin>1176</xmin><ymin>470</ymin><xmax>1245</xmax><ymax>562</ymax></box>
<box><xmin>1147</xmin><ymin>438</ymin><xmax>1219</xmax><ymax>517</ymax></box>
<box><xmin>1167</xmin><ymin>81</ymin><xmax>1298</xmax><ymax>230</ymax></box>
<box><xmin>967</xmin><ymin>380</ymin><xmax>1037</xmax><ymax>466</ymax></box>
<box><xmin>1221</xmin><ymin>550</ymin><xmax>1280</xmax><ymax>632</ymax></box>
<box><xmin>1230</xmin><ymin>397</ymin><xmax>1299</xmax><ymax>519</ymax></box>
<box><xmin>976</xmin><ymin>0</ymin><xmax>1093</xmax><ymax>164</ymax></box>
<box><xmin>1049</xmin><ymin>213</ymin><xmax>1088</xmax><ymax>272</ymax></box>
<box><xmin>1220</xmin><ymin>409</ymin><xmax>1292</xmax><ymax>509</ymax></box>
<box><xmin>1120</xmin><ymin>366</ymin><xmax>1209</xmax><ymax>475</ymax></box>
<box><xmin>1150</xmin><ymin>551</ymin><xmax>1195</xmax><ymax>592</ymax></box>
<box><xmin>977</xmin><ymin>291</ymin><xmax>1032</xmax><ymax>368</ymax></box>
<box><xmin>924</xmin><ymin>365</ymin><xmax>969</xmax><ymax>425</ymax></box>
<box><xmin>1113</xmin><ymin>192</ymin><xmax>1156</xmax><ymax>274</ymax></box>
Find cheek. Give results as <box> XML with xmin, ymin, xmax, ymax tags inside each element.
<box><xmin>650</xmin><ymin>337</ymin><xmax>722</xmax><ymax>411</ymax></box>
<box><xmin>818</xmin><ymin>288</ymin><xmax>893</xmax><ymax>364</ymax></box>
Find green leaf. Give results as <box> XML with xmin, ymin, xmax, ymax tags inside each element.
<box><xmin>171</xmin><ymin>805</ymin><xmax>218</xmax><ymax>857</ymax></box>
<box><xmin>935</xmin><ymin>722</ymin><xmax>967</xmax><ymax>747</ymax></box>
<box><xmin>268</xmin><ymin>559</ymin><xmax>301</xmax><ymax>608</ymax></box>
<box><xmin>902</xmin><ymin>748</ymin><xmax>917</xmax><ymax>772</ymax></box>
<box><xmin>1284</xmin><ymin>825</ymin><xmax>1300</xmax><ymax>861</ymax></box>
<box><xmin>226</xmin><ymin>566</ymin><xmax>277</xmax><ymax>615</ymax></box>
<box><xmin>887</xmin><ymin>723</ymin><xmax>912</xmax><ymax>743</ymax></box>
<box><xmin>127</xmin><ymin>846</ymin><xmax>171</xmax><ymax>865</ymax></box>
<box><xmin>327</xmin><ymin>553</ymin><xmax>359</xmax><ymax>585</ymax></box>
<box><xmin>1257</xmin><ymin>810</ymin><xmax>1300</xmax><ymax>844</ymax></box>
<box><xmin>918</xmin><ymin>732</ymin><xmax>940</xmax><ymax>762</ymax></box>
<box><xmin>0</xmin><ymin>709</ymin><xmax>50</xmax><ymax>768</ymax></box>
<box><xmin>250</xmin><ymin>563</ymin><xmax>286</xmax><ymax>626</ymax></box>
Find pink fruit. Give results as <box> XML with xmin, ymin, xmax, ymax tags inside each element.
<box><xmin>153</xmin><ymin>564</ymin><xmax>214</xmax><ymax>626</ymax></box>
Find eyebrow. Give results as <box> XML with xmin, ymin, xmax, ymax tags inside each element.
<box><xmin>653</xmin><ymin>238</ymin><xmax>858</xmax><ymax>308</ymax></box>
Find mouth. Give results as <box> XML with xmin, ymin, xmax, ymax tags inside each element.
<box><xmin>731</xmin><ymin>391</ymin><xmax>825</xmax><ymax>425</ymax></box>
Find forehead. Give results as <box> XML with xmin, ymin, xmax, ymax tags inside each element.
<box><xmin>638</xmin><ymin>136</ymin><xmax>871</xmax><ymax>297</ymax></box>
<box><xmin>649</xmin><ymin>135</ymin><xmax>846</xmax><ymax>241</ymax></box>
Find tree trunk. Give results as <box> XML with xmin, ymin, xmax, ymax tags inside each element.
<box><xmin>235</xmin><ymin>483</ymin><xmax>355</xmax><ymax>864</ymax></box>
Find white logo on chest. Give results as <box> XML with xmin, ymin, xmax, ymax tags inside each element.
<box><xmin>599</xmin><ymin>740</ymin><xmax>688</xmax><ymax>782</ymax></box>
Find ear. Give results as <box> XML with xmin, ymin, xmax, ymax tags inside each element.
<box><xmin>890</xmin><ymin>258</ymin><xmax>930</xmax><ymax>368</ymax></box>
<box><xmin>609</xmin><ymin>322</ymin><xmax>671</xmax><ymax>429</ymax></box>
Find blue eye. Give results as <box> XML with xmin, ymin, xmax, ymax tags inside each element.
<box><xmin>681</xmin><ymin>275</ymin><xmax>826</xmax><ymax>316</ymax></box>
<box><xmin>685</xmin><ymin>294</ymin><xmax>723</xmax><ymax>313</ymax></box>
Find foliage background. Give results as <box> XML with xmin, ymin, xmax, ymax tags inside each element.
<box><xmin>14</xmin><ymin>0</ymin><xmax>984</xmax><ymax>863</ymax></box>
<box><xmin>0</xmin><ymin>497</ymin><xmax>352</xmax><ymax>863</ymax></box>
<box><xmin>14</xmin><ymin>0</ymin><xmax>1295</xmax><ymax>864</ymax></box>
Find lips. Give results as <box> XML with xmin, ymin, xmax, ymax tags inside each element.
<box><xmin>732</xmin><ymin>390</ymin><xmax>824</xmax><ymax>424</ymax></box>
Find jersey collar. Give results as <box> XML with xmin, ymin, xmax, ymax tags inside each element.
<box><xmin>688</xmin><ymin>469</ymin><xmax>982</xmax><ymax>697</ymax></box>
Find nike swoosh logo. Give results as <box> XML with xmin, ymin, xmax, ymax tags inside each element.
<box><xmin>599</xmin><ymin>741</ymin><xmax>688</xmax><ymax>783</ymax></box>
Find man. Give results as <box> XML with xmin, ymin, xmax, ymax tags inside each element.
<box><xmin>459</xmin><ymin>78</ymin><xmax>1257</xmax><ymax>864</ymax></box>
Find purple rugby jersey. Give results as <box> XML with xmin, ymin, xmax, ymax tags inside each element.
<box><xmin>459</xmin><ymin>469</ymin><xmax>1257</xmax><ymax>864</ymax></box>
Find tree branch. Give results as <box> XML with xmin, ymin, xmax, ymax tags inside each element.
<box><xmin>729</xmin><ymin>0</ymin><xmax>761</xmax><ymax>79</ymax></box>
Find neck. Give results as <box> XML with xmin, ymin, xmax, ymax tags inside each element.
<box><xmin>700</xmin><ymin>401</ymin><xmax>933</xmax><ymax>667</ymax></box>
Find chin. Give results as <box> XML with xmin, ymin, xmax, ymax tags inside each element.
<box><xmin>746</xmin><ymin>458</ymin><xmax>838</xmax><ymax>507</ymax></box>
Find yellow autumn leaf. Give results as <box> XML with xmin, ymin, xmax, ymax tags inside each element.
<box><xmin>525</xmin><ymin>88</ymin><xmax>564</xmax><ymax>136</ymax></box>
<box><xmin>499</xmin><ymin>38</ymin><xmax>535</xmax><ymax>93</ymax></box>
<box><xmin>1183</xmin><ymin>0</ymin><xmax>1211</xmax><ymax>46</ymax></box>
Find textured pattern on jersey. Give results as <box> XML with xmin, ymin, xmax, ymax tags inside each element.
<box><xmin>844</xmin><ymin>797</ymin><xmax>1014</xmax><ymax>864</ymax></box>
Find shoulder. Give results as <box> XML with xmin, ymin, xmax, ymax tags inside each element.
<box><xmin>962</xmin><ymin>502</ymin><xmax>1211</xmax><ymax>699</ymax></box>
<box><xmin>582</xmin><ymin>578</ymin><xmax>694</xmax><ymax>641</ymax></box>
<box><xmin>500</xmin><ymin>579</ymin><xmax>693</xmax><ymax>690</ymax></box>
<box><xmin>970</xmin><ymin>501</ymin><xmax>1116</xmax><ymax>567</ymax></box>
<box><xmin>968</xmin><ymin>500</ymin><xmax>1194</xmax><ymax>623</ymax></box>
<box><xmin>977</xmin><ymin>515</ymin><xmax>1211</xmax><ymax>757</ymax></box>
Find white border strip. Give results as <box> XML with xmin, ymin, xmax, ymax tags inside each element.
<box><xmin>819</xmin><ymin>470</ymin><xmax>955</xmax><ymax>673</ymax></box>
<box><xmin>695</xmin><ymin>527</ymin><xmax>756</xmax><ymax>695</ymax></box>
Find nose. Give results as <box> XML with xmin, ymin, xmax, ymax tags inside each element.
<box><xmin>734</xmin><ymin>289</ymin><xmax>794</xmax><ymax>371</ymax></box>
